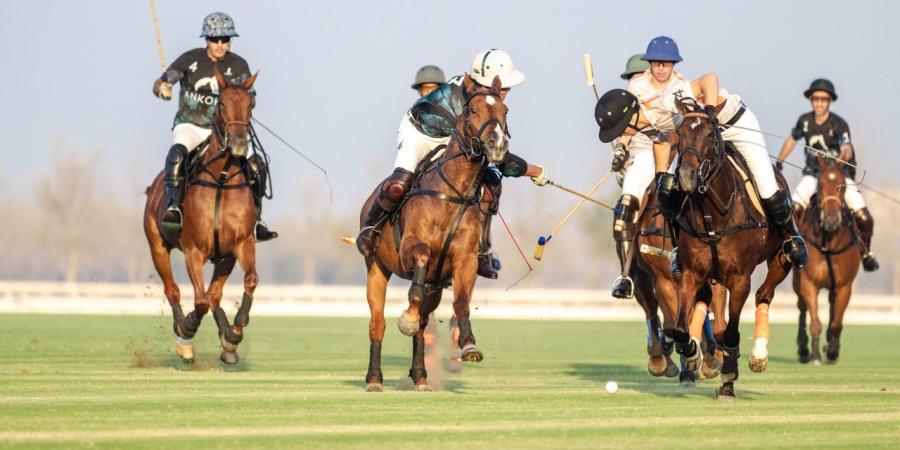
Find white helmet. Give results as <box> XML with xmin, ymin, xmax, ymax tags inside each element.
<box><xmin>470</xmin><ymin>49</ymin><xmax>525</xmax><ymax>88</ymax></box>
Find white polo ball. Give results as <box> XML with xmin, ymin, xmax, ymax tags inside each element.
<box><xmin>605</xmin><ymin>380</ymin><xmax>618</xmax><ymax>394</ymax></box>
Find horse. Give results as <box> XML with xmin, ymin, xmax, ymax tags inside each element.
<box><xmin>143</xmin><ymin>68</ymin><xmax>260</xmax><ymax>365</ymax></box>
<box><xmin>632</xmin><ymin>183</ymin><xmax>726</xmax><ymax>386</ymax></box>
<box><xmin>669</xmin><ymin>98</ymin><xmax>792</xmax><ymax>400</ymax></box>
<box><xmin>794</xmin><ymin>155</ymin><xmax>861</xmax><ymax>365</ymax></box>
<box><xmin>360</xmin><ymin>74</ymin><xmax>509</xmax><ymax>392</ymax></box>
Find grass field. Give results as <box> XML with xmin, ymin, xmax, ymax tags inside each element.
<box><xmin>1</xmin><ymin>313</ymin><xmax>898</xmax><ymax>449</ymax></box>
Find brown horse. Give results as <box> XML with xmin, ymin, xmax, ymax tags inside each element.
<box><xmin>361</xmin><ymin>74</ymin><xmax>509</xmax><ymax>392</ymax></box>
<box><xmin>794</xmin><ymin>155</ymin><xmax>861</xmax><ymax>365</ymax></box>
<box><xmin>633</xmin><ymin>185</ymin><xmax>726</xmax><ymax>385</ymax></box>
<box><xmin>144</xmin><ymin>69</ymin><xmax>259</xmax><ymax>365</ymax></box>
<box><xmin>669</xmin><ymin>98</ymin><xmax>792</xmax><ymax>400</ymax></box>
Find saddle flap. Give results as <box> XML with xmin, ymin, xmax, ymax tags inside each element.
<box><xmin>725</xmin><ymin>153</ymin><xmax>764</xmax><ymax>217</ymax></box>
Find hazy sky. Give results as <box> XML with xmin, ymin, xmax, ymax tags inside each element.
<box><xmin>1</xmin><ymin>0</ymin><xmax>898</xmax><ymax>218</ymax></box>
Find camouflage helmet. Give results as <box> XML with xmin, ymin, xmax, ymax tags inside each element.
<box><xmin>412</xmin><ymin>65</ymin><xmax>446</xmax><ymax>89</ymax></box>
<box><xmin>620</xmin><ymin>53</ymin><xmax>650</xmax><ymax>80</ymax></box>
<box><xmin>200</xmin><ymin>12</ymin><xmax>239</xmax><ymax>38</ymax></box>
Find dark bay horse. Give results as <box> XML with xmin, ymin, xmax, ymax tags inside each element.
<box><xmin>361</xmin><ymin>74</ymin><xmax>509</xmax><ymax>392</ymax></box>
<box><xmin>633</xmin><ymin>183</ymin><xmax>725</xmax><ymax>385</ymax></box>
<box><xmin>144</xmin><ymin>69</ymin><xmax>259</xmax><ymax>365</ymax></box>
<box><xmin>794</xmin><ymin>155</ymin><xmax>861</xmax><ymax>365</ymax></box>
<box><xmin>670</xmin><ymin>98</ymin><xmax>792</xmax><ymax>400</ymax></box>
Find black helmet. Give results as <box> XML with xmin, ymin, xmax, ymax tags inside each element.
<box><xmin>595</xmin><ymin>89</ymin><xmax>640</xmax><ymax>143</ymax></box>
<box><xmin>804</xmin><ymin>78</ymin><xmax>837</xmax><ymax>101</ymax></box>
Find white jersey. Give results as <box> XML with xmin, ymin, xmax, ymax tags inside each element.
<box><xmin>627</xmin><ymin>69</ymin><xmax>692</xmax><ymax>133</ymax></box>
<box><xmin>659</xmin><ymin>83</ymin><xmax>744</xmax><ymax>129</ymax></box>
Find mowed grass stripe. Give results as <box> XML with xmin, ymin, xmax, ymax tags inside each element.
<box><xmin>0</xmin><ymin>314</ymin><xmax>899</xmax><ymax>449</ymax></box>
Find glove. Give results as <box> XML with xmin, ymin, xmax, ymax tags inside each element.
<box><xmin>775</xmin><ymin>161</ymin><xmax>784</xmax><ymax>172</ymax></box>
<box><xmin>611</xmin><ymin>143</ymin><xmax>628</xmax><ymax>172</ymax></box>
<box><xmin>484</xmin><ymin>164</ymin><xmax>502</xmax><ymax>186</ymax></box>
<box><xmin>531</xmin><ymin>165</ymin><xmax>549</xmax><ymax>186</ymax></box>
<box><xmin>154</xmin><ymin>79</ymin><xmax>173</xmax><ymax>100</ymax></box>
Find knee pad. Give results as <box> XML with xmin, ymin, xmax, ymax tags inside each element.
<box><xmin>853</xmin><ymin>208</ymin><xmax>874</xmax><ymax>233</ymax></box>
<box><xmin>166</xmin><ymin>144</ymin><xmax>188</xmax><ymax>165</ymax></box>
<box><xmin>613</xmin><ymin>194</ymin><xmax>637</xmax><ymax>241</ymax></box>
<box><xmin>378</xmin><ymin>168</ymin><xmax>414</xmax><ymax>209</ymax></box>
<box><xmin>762</xmin><ymin>190</ymin><xmax>794</xmax><ymax>226</ymax></box>
<box><xmin>656</xmin><ymin>173</ymin><xmax>682</xmax><ymax>216</ymax></box>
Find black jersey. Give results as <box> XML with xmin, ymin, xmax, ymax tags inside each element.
<box><xmin>160</xmin><ymin>48</ymin><xmax>252</xmax><ymax>129</ymax></box>
<box><xmin>791</xmin><ymin>111</ymin><xmax>856</xmax><ymax>178</ymax></box>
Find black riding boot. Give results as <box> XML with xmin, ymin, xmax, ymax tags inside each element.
<box><xmin>761</xmin><ymin>190</ymin><xmax>808</xmax><ymax>269</ymax></box>
<box><xmin>356</xmin><ymin>168</ymin><xmax>414</xmax><ymax>257</ymax></box>
<box><xmin>162</xmin><ymin>144</ymin><xmax>188</xmax><ymax>230</ymax></box>
<box><xmin>853</xmin><ymin>208</ymin><xmax>879</xmax><ymax>272</ymax></box>
<box><xmin>611</xmin><ymin>194</ymin><xmax>637</xmax><ymax>298</ymax></box>
<box><xmin>477</xmin><ymin>213</ymin><xmax>500</xmax><ymax>279</ymax></box>
<box><xmin>657</xmin><ymin>172</ymin><xmax>684</xmax><ymax>274</ymax></box>
<box><xmin>248</xmin><ymin>155</ymin><xmax>277</xmax><ymax>242</ymax></box>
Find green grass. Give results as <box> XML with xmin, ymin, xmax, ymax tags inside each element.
<box><xmin>0</xmin><ymin>314</ymin><xmax>898</xmax><ymax>449</ymax></box>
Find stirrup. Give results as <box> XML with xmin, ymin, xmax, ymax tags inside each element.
<box><xmin>162</xmin><ymin>206</ymin><xmax>183</xmax><ymax>231</ymax></box>
<box><xmin>611</xmin><ymin>275</ymin><xmax>634</xmax><ymax>299</ymax></box>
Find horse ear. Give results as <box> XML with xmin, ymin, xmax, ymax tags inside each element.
<box><xmin>491</xmin><ymin>75</ymin><xmax>502</xmax><ymax>94</ymax></box>
<box><xmin>675</xmin><ymin>98</ymin><xmax>688</xmax><ymax>116</ymax></box>
<box><xmin>213</xmin><ymin>67</ymin><xmax>227</xmax><ymax>90</ymax></box>
<box><xmin>462</xmin><ymin>73</ymin><xmax>474</xmax><ymax>96</ymax></box>
<box><xmin>242</xmin><ymin>70</ymin><xmax>259</xmax><ymax>90</ymax></box>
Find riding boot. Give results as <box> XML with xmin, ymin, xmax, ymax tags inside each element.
<box><xmin>162</xmin><ymin>144</ymin><xmax>188</xmax><ymax>230</ymax></box>
<box><xmin>657</xmin><ymin>173</ymin><xmax>684</xmax><ymax>274</ymax></box>
<box><xmin>853</xmin><ymin>208</ymin><xmax>879</xmax><ymax>272</ymax></box>
<box><xmin>611</xmin><ymin>194</ymin><xmax>637</xmax><ymax>298</ymax></box>
<box><xmin>248</xmin><ymin>154</ymin><xmax>278</xmax><ymax>242</ymax></box>
<box><xmin>356</xmin><ymin>168</ymin><xmax>415</xmax><ymax>257</ymax></box>
<box><xmin>477</xmin><ymin>213</ymin><xmax>500</xmax><ymax>279</ymax></box>
<box><xmin>761</xmin><ymin>190</ymin><xmax>808</xmax><ymax>269</ymax></box>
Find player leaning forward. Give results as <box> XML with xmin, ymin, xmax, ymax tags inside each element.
<box><xmin>601</xmin><ymin>36</ymin><xmax>807</xmax><ymax>296</ymax></box>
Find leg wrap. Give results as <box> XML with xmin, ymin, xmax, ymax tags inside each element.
<box><xmin>647</xmin><ymin>316</ymin><xmax>664</xmax><ymax>357</ymax></box>
<box><xmin>213</xmin><ymin>308</ymin><xmax>243</xmax><ymax>345</ymax></box>
<box><xmin>181</xmin><ymin>310</ymin><xmax>202</xmax><ymax>339</ymax></box>
<box><xmin>409</xmin><ymin>263</ymin><xmax>427</xmax><ymax>303</ymax></box>
<box><xmin>366</xmin><ymin>341</ymin><xmax>383</xmax><ymax>384</ymax></box>
<box><xmin>409</xmin><ymin>335</ymin><xmax>427</xmax><ymax>381</ymax></box>
<box><xmin>233</xmin><ymin>293</ymin><xmax>253</xmax><ymax>328</ymax></box>
<box><xmin>457</xmin><ymin>316</ymin><xmax>475</xmax><ymax>348</ymax></box>
<box><xmin>171</xmin><ymin>302</ymin><xmax>186</xmax><ymax>337</ymax></box>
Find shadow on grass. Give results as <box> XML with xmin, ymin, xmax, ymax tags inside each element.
<box><xmin>567</xmin><ymin>362</ymin><xmax>763</xmax><ymax>400</ymax></box>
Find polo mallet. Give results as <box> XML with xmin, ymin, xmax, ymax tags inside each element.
<box><xmin>149</xmin><ymin>0</ymin><xmax>167</xmax><ymax>68</ymax></box>
<box><xmin>534</xmin><ymin>173</ymin><xmax>613</xmax><ymax>260</ymax></box>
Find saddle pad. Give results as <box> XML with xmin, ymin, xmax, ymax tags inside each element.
<box><xmin>726</xmin><ymin>154</ymin><xmax>764</xmax><ymax>216</ymax></box>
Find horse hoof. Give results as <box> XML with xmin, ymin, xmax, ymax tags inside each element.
<box><xmin>648</xmin><ymin>356</ymin><xmax>668</xmax><ymax>377</ymax></box>
<box><xmin>366</xmin><ymin>383</ymin><xmax>383</xmax><ymax>392</ymax></box>
<box><xmin>716</xmin><ymin>385</ymin><xmax>736</xmax><ymax>401</ymax></box>
<box><xmin>701</xmin><ymin>357</ymin><xmax>722</xmax><ymax>379</ymax></box>
<box><xmin>461</xmin><ymin>344</ymin><xmax>483</xmax><ymax>363</ymax></box>
<box><xmin>748</xmin><ymin>355</ymin><xmax>768</xmax><ymax>373</ymax></box>
<box><xmin>665</xmin><ymin>362</ymin><xmax>680</xmax><ymax>378</ymax></box>
<box><xmin>397</xmin><ymin>313</ymin><xmax>420</xmax><ymax>336</ymax></box>
<box><xmin>220</xmin><ymin>351</ymin><xmax>239</xmax><ymax>365</ymax></box>
<box><xmin>416</xmin><ymin>384</ymin><xmax>432</xmax><ymax>392</ymax></box>
<box><xmin>175</xmin><ymin>339</ymin><xmax>194</xmax><ymax>363</ymax></box>
<box><xmin>717</xmin><ymin>393</ymin><xmax>736</xmax><ymax>402</ymax></box>
<box><xmin>825</xmin><ymin>351</ymin><xmax>839</xmax><ymax>364</ymax></box>
<box><xmin>680</xmin><ymin>379</ymin><xmax>695</xmax><ymax>388</ymax></box>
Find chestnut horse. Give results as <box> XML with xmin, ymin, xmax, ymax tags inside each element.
<box><xmin>144</xmin><ymin>69</ymin><xmax>259</xmax><ymax>365</ymax></box>
<box><xmin>794</xmin><ymin>155</ymin><xmax>861</xmax><ymax>365</ymax></box>
<box><xmin>670</xmin><ymin>98</ymin><xmax>792</xmax><ymax>400</ymax></box>
<box><xmin>361</xmin><ymin>74</ymin><xmax>508</xmax><ymax>392</ymax></box>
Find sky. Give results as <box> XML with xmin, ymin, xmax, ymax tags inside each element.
<box><xmin>1</xmin><ymin>0</ymin><xmax>898</xmax><ymax>219</ymax></box>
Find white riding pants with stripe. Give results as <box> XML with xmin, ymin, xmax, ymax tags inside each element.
<box><xmin>792</xmin><ymin>175</ymin><xmax>866</xmax><ymax>212</ymax></box>
<box><xmin>621</xmin><ymin>147</ymin><xmax>656</xmax><ymax>204</ymax></box>
<box><xmin>394</xmin><ymin>112</ymin><xmax>451</xmax><ymax>172</ymax></box>
<box><xmin>172</xmin><ymin>123</ymin><xmax>212</xmax><ymax>153</ymax></box>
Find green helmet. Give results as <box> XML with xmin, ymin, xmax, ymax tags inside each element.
<box><xmin>620</xmin><ymin>53</ymin><xmax>649</xmax><ymax>80</ymax></box>
<box><xmin>411</xmin><ymin>65</ymin><xmax>445</xmax><ymax>89</ymax></box>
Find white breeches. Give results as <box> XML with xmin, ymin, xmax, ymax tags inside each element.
<box><xmin>393</xmin><ymin>112</ymin><xmax>451</xmax><ymax>172</ymax></box>
<box><xmin>720</xmin><ymin>109</ymin><xmax>779</xmax><ymax>199</ymax></box>
<box><xmin>621</xmin><ymin>148</ymin><xmax>656</xmax><ymax>204</ymax></box>
<box><xmin>172</xmin><ymin>123</ymin><xmax>212</xmax><ymax>153</ymax></box>
<box><xmin>793</xmin><ymin>175</ymin><xmax>866</xmax><ymax>212</ymax></box>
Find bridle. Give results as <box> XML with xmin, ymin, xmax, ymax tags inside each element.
<box><xmin>453</xmin><ymin>88</ymin><xmax>509</xmax><ymax>162</ymax></box>
<box><xmin>677</xmin><ymin>104</ymin><xmax>726</xmax><ymax>195</ymax></box>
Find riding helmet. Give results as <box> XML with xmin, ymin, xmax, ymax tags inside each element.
<box><xmin>596</xmin><ymin>89</ymin><xmax>640</xmax><ymax>143</ymax></box>
<box><xmin>804</xmin><ymin>78</ymin><xmax>837</xmax><ymax>101</ymax></box>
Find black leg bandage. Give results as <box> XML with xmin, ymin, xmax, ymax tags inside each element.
<box><xmin>213</xmin><ymin>308</ymin><xmax>243</xmax><ymax>346</ymax></box>
<box><xmin>456</xmin><ymin>316</ymin><xmax>475</xmax><ymax>348</ymax></box>
<box><xmin>367</xmin><ymin>341</ymin><xmax>383</xmax><ymax>384</ymax></box>
<box><xmin>409</xmin><ymin>335</ymin><xmax>427</xmax><ymax>382</ymax></box>
<box><xmin>233</xmin><ymin>293</ymin><xmax>253</xmax><ymax>328</ymax></box>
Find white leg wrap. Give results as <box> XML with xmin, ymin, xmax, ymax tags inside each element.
<box><xmin>177</xmin><ymin>337</ymin><xmax>193</xmax><ymax>346</ymax></box>
<box><xmin>752</xmin><ymin>337</ymin><xmax>769</xmax><ymax>360</ymax></box>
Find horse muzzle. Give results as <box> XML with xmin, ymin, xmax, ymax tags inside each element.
<box><xmin>822</xmin><ymin>212</ymin><xmax>842</xmax><ymax>233</ymax></box>
<box><xmin>483</xmin><ymin>127</ymin><xmax>508</xmax><ymax>165</ymax></box>
<box><xmin>678</xmin><ymin>165</ymin><xmax>698</xmax><ymax>193</ymax></box>
<box><xmin>226</xmin><ymin>134</ymin><xmax>249</xmax><ymax>159</ymax></box>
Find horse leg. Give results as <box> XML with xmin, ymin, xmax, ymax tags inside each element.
<box><xmin>795</xmin><ymin>273</ymin><xmax>811</xmax><ymax>363</ymax></box>
<box><xmin>654</xmin><ymin>276</ymin><xmax>680</xmax><ymax>378</ymax></box>
<box><xmin>447</xmin><ymin>314</ymin><xmax>463</xmax><ymax>373</ymax></box>
<box><xmin>825</xmin><ymin>284</ymin><xmax>852</xmax><ymax>364</ymax></box>
<box><xmin>717</xmin><ymin>277</ymin><xmax>750</xmax><ymax>401</ymax></box>
<box><xmin>398</xmin><ymin>241</ymin><xmax>430</xmax><ymax>336</ymax></box>
<box><xmin>410</xmin><ymin>288</ymin><xmax>442</xmax><ymax>390</ymax></box>
<box><xmin>452</xmin><ymin>255</ymin><xmax>482</xmax><ymax>363</ymax></box>
<box><xmin>181</xmin><ymin>246</ymin><xmax>210</xmax><ymax>350</ymax></box>
<box><xmin>699</xmin><ymin>284</ymin><xmax>723</xmax><ymax>379</ymax></box>
<box><xmin>674</xmin><ymin>271</ymin><xmax>703</xmax><ymax>375</ymax></box>
<box><xmin>633</xmin><ymin>272</ymin><xmax>666</xmax><ymax>377</ymax></box>
<box><xmin>206</xmin><ymin>256</ymin><xmax>242</xmax><ymax>365</ymax></box>
<box><xmin>365</xmin><ymin>262</ymin><xmax>389</xmax><ymax>392</ymax></box>
<box><xmin>749</xmin><ymin>255</ymin><xmax>791</xmax><ymax>373</ymax></box>
<box><xmin>800</xmin><ymin>279</ymin><xmax>823</xmax><ymax>365</ymax></box>
<box><xmin>147</xmin><ymin>235</ymin><xmax>192</xmax><ymax>361</ymax></box>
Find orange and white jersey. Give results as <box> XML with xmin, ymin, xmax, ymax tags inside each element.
<box><xmin>627</xmin><ymin>69</ymin><xmax>691</xmax><ymax>132</ymax></box>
